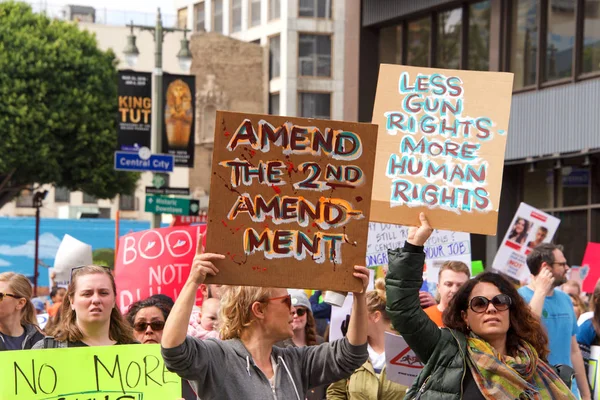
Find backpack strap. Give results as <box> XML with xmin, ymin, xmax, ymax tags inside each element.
<box><xmin>42</xmin><ymin>336</ymin><xmax>64</xmax><ymax>348</ymax></box>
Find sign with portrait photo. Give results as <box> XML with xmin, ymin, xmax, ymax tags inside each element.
<box><xmin>492</xmin><ymin>202</ymin><xmax>560</xmax><ymax>282</ymax></box>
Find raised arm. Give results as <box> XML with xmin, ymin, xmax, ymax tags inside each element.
<box><xmin>385</xmin><ymin>213</ymin><xmax>441</xmax><ymax>364</ymax></box>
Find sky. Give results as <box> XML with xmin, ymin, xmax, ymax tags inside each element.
<box><xmin>37</xmin><ymin>0</ymin><xmax>176</xmax><ymax>14</ymax></box>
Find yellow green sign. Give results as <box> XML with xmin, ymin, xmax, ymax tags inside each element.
<box><xmin>0</xmin><ymin>344</ymin><xmax>181</xmax><ymax>400</ymax></box>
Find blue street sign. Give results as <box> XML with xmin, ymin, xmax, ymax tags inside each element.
<box><xmin>114</xmin><ymin>151</ymin><xmax>174</xmax><ymax>173</ymax></box>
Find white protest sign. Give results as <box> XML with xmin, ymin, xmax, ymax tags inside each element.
<box><xmin>329</xmin><ymin>293</ymin><xmax>354</xmax><ymax>343</ymax></box>
<box><xmin>492</xmin><ymin>203</ymin><xmax>560</xmax><ymax>283</ymax></box>
<box><xmin>36</xmin><ymin>313</ymin><xmax>49</xmax><ymax>330</ymax></box>
<box><xmin>53</xmin><ymin>235</ymin><xmax>93</xmax><ymax>287</ymax></box>
<box><xmin>384</xmin><ymin>331</ymin><xmax>424</xmax><ymax>387</ymax></box>
<box><xmin>366</xmin><ymin>222</ymin><xmax>471</xmax><ymax>296</ymax></box>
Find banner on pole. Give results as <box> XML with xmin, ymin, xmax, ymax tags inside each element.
<box><xmin>117</xmin><ymin>70</ymin><xmax>152</xmax><ymax>151</ymax></box>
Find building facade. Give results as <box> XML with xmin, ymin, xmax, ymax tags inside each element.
<box><xmin>360</xmin><ymin>0</ymin><xmax>600</xmax><ymax>267</ymax></box>
<box><xmin>174</xmin><ymin>0</ymin><xmax>360</xmax><ymax>121</ymax></box>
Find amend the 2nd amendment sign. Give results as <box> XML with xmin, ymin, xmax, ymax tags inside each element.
<box><xmin>145</xmin><ymin>195</ymin><xmax>199</xmax><ymax>216</ymax></box>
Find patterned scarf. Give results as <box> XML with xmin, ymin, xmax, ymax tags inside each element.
<box><xmin>466</xmin><ymin>334</ymin><xmax>576</xmax><ymax>400</ymax></box>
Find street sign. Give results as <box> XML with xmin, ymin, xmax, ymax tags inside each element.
<box><xmin>145</xmin><ymin>187</ymin><xmax>190</xmax><ymax>195</ymax></box>
<box><xmin>152</xmin><ymin>174</ymin><xmax>167</xmax><ymax>189</ymax></box>
<box><xmin>114</xmin><ymin>151</ymin><xmax>174</xmax><ymax>173</ymax></box>
<box><xmin>145</xmin><ymin>195</ymin><xmax>199</xmax><ymax>216</ymax></box>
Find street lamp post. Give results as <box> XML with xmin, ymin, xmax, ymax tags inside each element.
<box><xmin>33</xmin><ymin>190</ymin><xmax>48</xmax><ymax>296</ymax></box>
<box><xmin>123</xmin><ymin>9</ymin><xmax>192</xmax><ymax>229</ymax></box>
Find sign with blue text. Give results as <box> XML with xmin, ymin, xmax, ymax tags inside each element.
<box><xmin>114</xmin><ymin>151</ymin><xmax>174</xmax><ymax>173</ymax></box>
<box><xmin>371</xmin><ymin>64</ymin><xmax>514</xmax><ymax>235</ymax></box>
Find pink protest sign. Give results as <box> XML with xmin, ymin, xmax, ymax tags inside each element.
<box><xmin>582</xmin><ymin>242</ymin><xmax>600</xmax><ymax>293</ymax></box>
<box><xmin>115</xmin><ymin>225</ymin><xmax>206</xmax><ymax>313</ymax></box>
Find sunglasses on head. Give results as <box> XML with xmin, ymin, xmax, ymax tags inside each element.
<box><xmin>293</xmin><ymin>308</ymin><xmax>307</xmax><ymax>317</ymax></box>
<box><xmin>267</xmin><ymin>294</ymin><xmax>292</xmax><ymax>309</ymax></box>
<box><xmin>0</xmin><ymin>292</ymin><xmax>21</xmax><ymax>302</ymax></box>
<box><xmin>133</xmin><ymin>320</ymin><xmax>165</xmax><ymax>332</ymax></box>
<box><xmin>469</xmin><ymin>294</ymin><xmax>512</xmax><ymax>313</ymax></box>
<box><xmin>70</xmin><ymin>265</ymin><xmax>112</xmax><ymax>281</ymax></box>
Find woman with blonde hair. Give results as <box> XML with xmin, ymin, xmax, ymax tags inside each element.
<box><xmin>33</xmin><ymin>265</ymin><xmax>135</xmax><ymax>348</ymax></box>
<box><xmin>0</xmin><ymin>272</ymin><xmax>44</xmax><ymax>350</ymax></box>
<box><xmin>327</xmin><ymin>279</ymin><xmax>407</xmax><ymax>399</ymax></box>
<box><xmin>162</xmin><ymin>237</ymin><xmax>370</xmax><ymax>400</ymax></box>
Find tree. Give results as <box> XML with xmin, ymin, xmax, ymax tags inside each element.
<box><xmin>0</xmin><ymin>2</ymin><xmax>138</xmax><ymax>208</ymax></box>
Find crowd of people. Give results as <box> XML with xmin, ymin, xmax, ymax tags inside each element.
<box><xmin>0</xmin><ymin>216</ymin><xmax>598</xmax><ymax>399</ymax></box>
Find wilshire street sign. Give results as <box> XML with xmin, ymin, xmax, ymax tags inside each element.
<box><xmin>145</xmin><ymin>195</ymin><xmax>199</xmax><ymax>216</ymax></box>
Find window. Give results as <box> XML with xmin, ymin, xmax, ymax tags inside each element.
<box><xmin>299</xmin><ymin>0</ymin><xmax>331</xmax><ymax>19</ymax></box>
<box><xmin>437</xmin><ymin>8</ymin><xmax>462</xmax><ymax>69</ymax></box>
<box><xmin>511</xmin><ymin>0</ymin><xmax>538</xmax><ymax>89</ymax></box>
<box><xmin>407</xmin><ymin>17</ymin><xmax>430</xmax><ymax>67</ymax></box>
<box><xmin>379</xmin><ymin>25</ymin><xmax>402</xmax><ymax>65</ymax></box>
<box><xmin>468</xmin><ymin>1</ymin><xmax>491</xmax><ymax>71</ymax></box>
<box><xmin>269</xmin><ymin>0</ymin><xmax>281</xmax><ymax>20</ymax></box>
<box><xmin>583</xmin><ymin>0</ymin><xmax>600</xmax><ymax>74</ymax></box>
<box><xmin>177</xmin><ymin>7</ymin><xmax>188</xmax><ymax>29</ymax></box>
<box><xmin>250</xmin><ymin>0</ymin><xmax>261</xmax><ymax>27</ymax></box>
<box><xmin>299</xmin><ymin>93</ymin><xmax>330</xmax><ymax>119</ymax></box>
<box><xmin>119</xmin><ymin>194</ymin><xmax>137</xmax><ymax>211</ymax></box>
<box><xmin>545</xmin><ymin>0</ymin><xmax>576</xmax><ymax>81</ymax></box>
<box><xmin>269</xmin><ymin>35</ymin><xmax>281</xmax><ymax>79</ymax></box>
<box><xmin>231</xmin><ymin>0</ymin><xmax>242</xmax><ymax>32</ymax></box>
<box><xmin>299</xmin><ymin>34</ymin><xmax>331</xmax><ymax>77</ymax></box>
<box><xmin>83</xmin><ymin>193</ymin><xmax>97</xmax><ymax>204</ymax></box>
<box><xmin>213</xmin><ymin>0</ymin><xmax>223</xmax><ymax>33</ymax></box>
<box><xmin>194</xmin><ymin>2</ymin><xmax>205</xmax><ymax>32</ymax></box>
<box><xmin>54</xmin><ymin>187</ymin><xmax>70</xmax><ymax>203</ymax></box>
<box><xmin>269</xmin><ymin>93</ymin><xmax>280</xmax><ymax>115</ymax></box>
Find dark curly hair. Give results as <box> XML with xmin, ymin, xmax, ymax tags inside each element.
<box><xmin>125</xmin><ymin>296</ymin><xmax>172</xmax><ymax>326</ymax></box>
<box><xmin>443</xmin><ymin>272</ymin><xmax>549</xmax><ymax>360</ymax></box>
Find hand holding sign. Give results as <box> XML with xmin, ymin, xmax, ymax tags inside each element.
<box><xmin>189</xmin><ymin>233</ymin><xmax>225</xmax><ymax>286</ymax></box>
<box><xmin>407</xmin><ymin>213</ymin><xmax>434</xmax><ymax>247</ymax></box>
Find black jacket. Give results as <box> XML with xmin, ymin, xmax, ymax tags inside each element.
<box><xmin>0</xmin><ymin>323</ymin><xmax>44</xmax><ymax>350</ymax></box>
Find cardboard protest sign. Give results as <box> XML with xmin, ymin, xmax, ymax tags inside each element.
<box><xmin>492</xmin><ymin>202</ymin><xmax>560</xmax><ymax>282</ymax></box>
<box><xmin>366</xmin><ymin>222</ymin><xmax>471</xmax><ymax>297</ymax></box>
<box><xmin>205</xmin><ymin>111</ymin><xmax>378</xmax><ymax>292</ymax></box>
<box><xmin>371</xmin><ymin>64</ymin><xmax>514</xmax><ymax>235</ymax></box>
<box><xmin>53</xmin><ymin>235</ymin><xmax>93</xmax><ymax>287</ymax></box>
<box><xmin>385</xmin><ymin>332</ymin><xmax>424</xmax><ymax>387</ymax></box>
<box><xmin>0</xmin><ymin>344</ymin><xmax>180</xmax><ymax>400</ymax></box>
<box><xmin>582</xmin><ymin>243</ymin><xmax>600</xmax><ymax>293</ymax></box>
<box><xmin>114</xmin><ymin>225</ymin><xmax>206</xmax><ymax>313</ymax></box>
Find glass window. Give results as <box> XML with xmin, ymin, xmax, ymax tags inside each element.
<box><xmin>511</xmin><ymin>0</ymin><xmax>538</xmax><ymax>89</ymax></box>
<box><xmin>558</xmin><ymin>166</ymin><xmax>589</xmax><ymax>207</ymax></box>
<box><xmin>468</xmin><ymin>1</ymin><xmax>491</xmax><ymax>70</ymax></box>
<box><xmin>177</xmin><ymin>7</ymin><xmax>188</xmax><ymax>29</ymax></box>
<box><xmin>250</xmin><ymin>0</ymin><xmax>261</xmax><ymax>27</ymax></box>
<box><xmin>553</xmin><ymin>210</ymin><xmax>587</xmax><ymax>266</ymax></box>
<box><xmin>545</xmin><ymin>0</ymin><xmax>576</xmax><ymax>81</ymax></box>
<box><xmin>299</xmin><ymin>93</ymin><xmax>331</xmax><ymax>119</ymax></box>
<box><xmin>269</xmin><ymin>0</ymin><xmax>281</xmax><ymax>20</ymax></box>
<box><xmin>269</xmin><ymin>35</ymin><xmax>281</xmax><ymax>79</ymax></box>
<box><xmin>592</xmin><ymin>154</ymin><xmax>600</xmax><ymax>203</ymax></box>
<box><xmin>213</xmin><ymin>0</ymin><xmax>223</xmax><ymax>33</ymax></box>
<box><xmin>437</xmin><ymin>8</ymin><xmax>462</xmax><ymax>69</ymax></box>
<box><xmin>194</xmin><ymin>2</ymin><xmax>205</xmax><ymax>32</ymax></box>
<box><xmin>583</xmin><ymin>0</ymin><xmax>600</xmax><ymax>74</ymax></box>
<box><xmin>523</xmin><ymin>165</ymin><xmax>554</xmax><ymax>209</ymax></box>
<box><xmin>119</xmin><ymin>194</ymin><xmax>136</xmax><ymax>211</ymax></box>
<box><xmin>379</xmin><ymin>25</ymin><xmax>402</xmax><ymax>65</ymax></box>
<box><xmin>299</xmin><ymin>0</ymin><xmax>331</xmax><ymax>18</ymax></box>
<box><xmin>54</xmin><ymin>187</ymin><xmax>70</xmax><ymax>203</ymax></box>
<box><xmin>299</xmin><ymin>34</ymin><xmax>331</xmax><ymax>77</ymax></box>
<box><xmin>269</xmin><ymin>93</ymin><xmax>280</xmax><ymax>115</ymax></box>
<box><xmin>83</xmin><ymin>193</ymin><xmax>97</xmax><ymax>204</ymax></box>
<box><xmin>407</xmin><ymin>17</ymin><xmax>430</xmax><ymax>67</ymax></box>
<box><xmin>231</xmin><ymin>0</ymin><xmax>242</xmax><ymax>33</ymax></box>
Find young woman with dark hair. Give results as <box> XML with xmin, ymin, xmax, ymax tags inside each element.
<box><xmin>385</xmin><ymin>213</ymin><xmax>575</xmax><ymax>399</ymax></box>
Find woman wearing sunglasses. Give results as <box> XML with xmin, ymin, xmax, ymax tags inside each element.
<box><xmin>33</xmin><ymin>265</ymin><xmax>135</xmax><ymax>348</ymax></box>
<box><xmin>385</xmin><ymin>213</ymin><xmax>575</xmax><ymax>399</ymax></box>
<box><xmin>126</xmin><ymin>297</ymin><xmax>171</xmax><ymax>344</ymax></box>
<box><xmin>162</xmin><ymin>235</ymin><xmax>369</xmax><ymax>400</ymax></box>
<box><xmin>0</xmin><ymin>272</ymin><xmax>44</xmax><ymax>350</ymax></box>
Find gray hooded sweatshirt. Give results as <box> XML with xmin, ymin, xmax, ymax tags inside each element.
<box><xmin>162</xmin><ymin>336</ymin><xmax>368</xmax><ymax>400</ymax></box>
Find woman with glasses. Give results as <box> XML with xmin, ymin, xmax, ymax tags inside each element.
<box><xmin>385</xmin><ymin>214</ymin><xmax>575</xmax><ymax>399</ymax></box>
<box><xmin>161</xmin><ymin>236</ymin><xmax>369</xmax><ymax>400</ymax></box>
<box><xmin>126</xmin><ymin>297</ymin><xmax>171</xmax><ymax>344</ymax></box>
<box><xmin>33</xmin><ymin>265</ymin><xmax>135</xmax><ymax>348</ymax></box>
<box><xmin>0</xmin><ymin>272</ymin><xmax>44</xmax><ymax>350</ymax></box>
